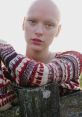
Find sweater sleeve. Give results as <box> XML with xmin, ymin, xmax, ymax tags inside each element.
<box><xmin>50</xmin><ymin>51</ymin><xmax>82</xmax><ymax>90</ymax></box>
<box><xmin>0</xmin><ymin>44</ymin><xmax>82</xmax><ymax>90</ymax></box>
<box><xmin>0</xmin><ymin>61</ymin><xmax>16</xmax><ymax>108</ymax></box>
<box><xmin>0</xmin><ymin>44</ymin><xmax>53</xmax><ymax>86</ymax></box>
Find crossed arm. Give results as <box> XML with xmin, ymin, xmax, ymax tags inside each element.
<box><xmin>0</xmin><ymin>42</ymin><xmax>82</xmax><ymax>90</ymax></box>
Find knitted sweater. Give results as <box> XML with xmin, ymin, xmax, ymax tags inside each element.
<box><xmin>0</xmin><ymin>62</ymin><xmax>16</xmax><ymax>109</ymax></box>
<box><xmin>0</xmin><ymin>43</ymin><xmax>82</xmax><ymax>108</ymax></box>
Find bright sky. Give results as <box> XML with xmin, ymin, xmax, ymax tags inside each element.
<box><xmin>0</xmin><ymin>0</ymin><xmax>82</xmax><ymax>55</ymax></box>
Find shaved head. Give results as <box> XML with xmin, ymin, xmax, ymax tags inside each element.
<box><xmin>23</xmin><ymin>0</ymin><xmax>61</xmax><ymax>57</ymax></box>
<box><xmin>27</xmin><ymin>0</ymin><xmax>61</xmax><ymax>23</ymax></box>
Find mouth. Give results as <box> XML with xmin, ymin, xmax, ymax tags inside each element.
<box><xmin>31</xmin><ymin>38</ymin><xmax>43</xmax><ymax>45</ymax></box>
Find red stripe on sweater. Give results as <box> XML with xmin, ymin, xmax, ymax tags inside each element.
<box><xmin>12</xmin><ymin>57</ymin><xmax>23</xmax><ymax>74</ymax></box>
<box><xmin>29</xmin><ymin>64</ymin><xmax>39</xmax><ymax>85</ymax></box>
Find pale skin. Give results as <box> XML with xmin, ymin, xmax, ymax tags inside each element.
<box><xmin>23</xmin><ymin>0</ymin><xmax>61</xmax><ymax>64</ymax></box>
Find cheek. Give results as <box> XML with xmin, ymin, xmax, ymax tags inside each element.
<box><xmin>46</xmin><ymin>32</ymin><xmax>55</xmax><ymax>43</ymax></box>
<box><xmin>25</xmin><ymin>26</ymin><xmax>31</xmax><ymax>35</ymax></box>
<box><xmin>24</xmin><ymin>27</ymin><xmax>33</xmax><ymax>41</ymax></box>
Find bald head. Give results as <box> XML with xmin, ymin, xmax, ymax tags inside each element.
<box><xmin>27</xmin><ymin>0</ymin><xmax>61</xmax><ymax>23</ymax></box>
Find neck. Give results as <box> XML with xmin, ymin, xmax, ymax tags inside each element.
<box><xmin>26</xmin><ymin>47</ymin><xmax>51</xmax><ymax>63</ymax></box>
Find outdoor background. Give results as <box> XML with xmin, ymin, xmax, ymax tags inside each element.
<box><xmin>0</xmin><ymin>0</ymin><xmax>82</xmax><ymax>55</ymax></box>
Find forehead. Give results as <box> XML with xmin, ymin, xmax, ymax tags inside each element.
<box><xmin>27</xmin><ymin>0</ymin><xmax>60</xmax><ymax>23</ymax></box>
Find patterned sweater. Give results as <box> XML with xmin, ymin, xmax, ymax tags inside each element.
<box><xmin>0</xmin><ymin>43</ymin><xmax>82</xmax><ymax>109</ymax></box>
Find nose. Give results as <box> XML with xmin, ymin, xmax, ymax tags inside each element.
<box><xmin>34</xmin><ymin>23</ymin><xmax>44</xmax><ymax>36</ymax></box>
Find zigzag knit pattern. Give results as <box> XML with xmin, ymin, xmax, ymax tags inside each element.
<box><xmin>0</xmin><ymin>62</ymin><xmax>16</xmax><ymax>108</ymax></box>
<box><xmin>0</xmin><ymin>44</ymin><xmax>82</xmax><ymax>90</ymax></box>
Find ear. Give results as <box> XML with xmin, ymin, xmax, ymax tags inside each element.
<box><xmin>55</xmin><ymin>24</ymin><xmax>61</xmax><ymax>37</ymax></box>
<box><xmin>22</xmin><ymin>17</ymin><xmax>25</xmax><ymax>31</ymax></box>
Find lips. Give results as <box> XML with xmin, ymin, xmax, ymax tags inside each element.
<box><xmin>31</xmin><ymin>38</ymin><xmax>43</xmax><ymax>45</ymax></box>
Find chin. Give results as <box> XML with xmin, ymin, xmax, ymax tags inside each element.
<box><xmin>31</xmin><ymin>45</ymin><xmax>43</xmax><ymax>52</ymax></box>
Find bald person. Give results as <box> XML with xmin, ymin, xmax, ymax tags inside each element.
<box><xmin>23</xmin><ymin>0</ymin><xmax>61</xmax><ymax>63</ymax></box>
<box><xmin>0</xmin><ymin>0</ymin><xmax>82</xmax><ymax>111</ymax></box>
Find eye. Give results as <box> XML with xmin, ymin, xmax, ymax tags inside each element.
<box><xmin>44</xmin><ymin>23</ymin><xmax>56</xmax><ymax>29</ymax></box>
<box><xmin>46</xmin><ymin>23</ymin><xmax>55</xmax><ymax>28</ymax></box>
<box><xmin>27</xmin><ymin>19</ymin><xmax>37</xmax><ymax>25</ymax></box>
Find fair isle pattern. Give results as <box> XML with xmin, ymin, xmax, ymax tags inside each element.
<box><xmin>1</xmin><ymin>47</ymin><xmax>16</xmax><ymax>65</ymax></box>
<box><xmin>29</xmin><ymin>63</ymin><xmax>44</xmax><ymax>86</ymax></box>
<box><xmin>46</xmin><ymin>64</ymin><xmax>54</xmax><ymax>83</ymax></box>
<box><xmin>20</xmin><ymin>60</ymin><xmax>36</xmax><ymax>86</ymax></box>
<box><xmin>0</xmin><ymin>66</ymin><xmax>16</xmax><ymax>108</ymax></box>
<box><xmin>59</xmin><ymin>52</ymin><xmax>81</xmax><ymax>79</ymax></box>
<box><xmin>9</xmin><ymin>54</ymin><xmax>25</xmax><ymax>77</ymax></box>
<box><xmin>0</xmin><ymin>44</ymin><xmax>82</xmax><ymax>89</ymax></box>
<box><xmin>37</xmin><ymin>63</ymin><xmax>48</xmax><ymax>86</ymax></box>
<box><xmin>0</xmin><ymin>91</ymin><xmax>16</xmax><ymax>107</ymax></box>
<box><xmin>54</xmin><ymin>51</ymin><xmax>82</xmax><ymax>89</ymax></box>
<box><xmin>0</xmin><ymin>44</ymin><xmax>82</xmax><ymax>108</ymax></box>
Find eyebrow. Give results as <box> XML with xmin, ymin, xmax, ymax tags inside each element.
<box><xmin>26</xmin><ymin>16</ymin><xmax>58</xmax><ymax>25</ymax></box>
